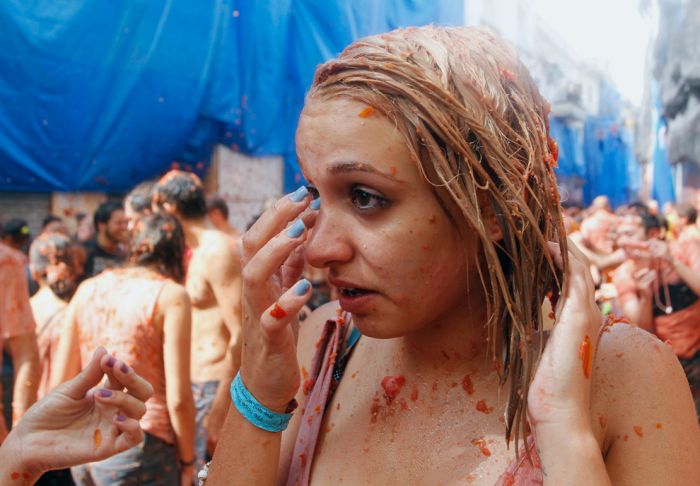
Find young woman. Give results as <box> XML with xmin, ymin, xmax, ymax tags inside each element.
<box><xmin>207</xmin><ymin>27</ymin><xmax>699</xmax><ymax>485</ymax></box>
<box><xmin>29</xmin><ymin>232</ymin><xmax>77</xmax><ymax>401</ymax></box>
<box><xmin>52</xmin><ymin>213</ymin><xmax>196</xmax><ymax>485</ymax></box>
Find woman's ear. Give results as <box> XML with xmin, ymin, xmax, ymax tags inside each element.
<box><xmin>478</xmin><ymin>193</ymin><xmax>504</xmax><ymax>243</ymax></box>
<box><xmin>483</xmin><ymin>208</ymin><xmax>504</xmax><ymax>243</ymax></box>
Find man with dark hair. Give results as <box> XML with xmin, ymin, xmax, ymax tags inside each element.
<box><xmin>125</xmin><ymin>180</ymin><xmax>156</xmax><ymax>231</ymax></box>
<box><xmin>1</xmin><ymin>219</ymin><xmax>31</xmax><ymax>256</ymax></box>
<box><xmin>206</xmin><ymin>196</ymin><xmax>239</xmax><ymax>237</ymax></box>
<box><xmin>154</xmin><ymin>170</ymin><xmax>242</xmax><ymax>470</ymax></box>
<box><xmin>82</xmin><ymin>200</ymin><xmax>128</xmax><ymax>278</ymax></box>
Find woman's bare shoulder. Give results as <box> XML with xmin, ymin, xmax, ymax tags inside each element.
<box><xmin>591</xmin><ymin>322</ymin><xmax>700</xmax><ymax>483</ymax></box>
<box><xmin>157</xmin><ymin>279</ymin><xmax>191</xmax><ymax>310</ymax></box>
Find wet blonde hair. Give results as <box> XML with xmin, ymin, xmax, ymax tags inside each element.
<box><xmin>309</xmin><ymin>26</ymin><xmax>567</xmax><ymax>448</ymax></box>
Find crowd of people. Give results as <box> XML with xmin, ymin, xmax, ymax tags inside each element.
<box><xmin>1</xmin><ymin>25</ymin><xmax>699</xmax><ymax>485</ymax></box>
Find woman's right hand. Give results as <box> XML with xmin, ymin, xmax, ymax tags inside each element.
<box><xmin>239</xmin><ymin>187</ymin><xmax>318</xmax><ymax>411</ymax></box>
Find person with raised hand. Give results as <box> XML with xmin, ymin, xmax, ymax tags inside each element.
<box><xmin>0</xmin><ymin>347</ymin><xmax>152</xmax><ymax>484</ymax></box>
<box><xmin>205</xmin><ymin>26</ymin><xmax>699</xmax><ymax>485</ymax></box>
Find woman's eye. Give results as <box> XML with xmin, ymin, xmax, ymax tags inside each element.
<box><xmin>350</xmin><ymin>186</ymin><xmax>389</xmax><ymax>211</ymax></box>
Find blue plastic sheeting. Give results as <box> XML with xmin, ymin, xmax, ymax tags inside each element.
<box><xmin>0</xmin><ymin>0</ymin><xmax>463</xmax><ymax>193</ymax></box>
<box><xmin>550</xmin><ymin>117</ymin><xmax>586</xmax><ymax>180</ymax></box>
<box><xmin>650</xmin><ymin>83</ymin><xmax>675</xmax><ymax>206</ymax></box>
<box><xmin>580</xmin><ymin>81</ymin><xmax>640</xmax><ymax>208</ymax></box>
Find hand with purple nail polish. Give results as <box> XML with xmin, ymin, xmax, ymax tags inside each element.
<box><xmin>0</xmin><ymin>347</ymin><xmax>153</xmax><ymax>481</ymax></box>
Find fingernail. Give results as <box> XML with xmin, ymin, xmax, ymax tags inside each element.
<box><xmin>106</xmin><ymin>356</ymin><xmax>116</xmax><ymax>367</ymax></box>
<box><xmin>98</xmin><ymin>389</ymin><xmax>113</xmax><ymax>398</ymax></box>
<box><xmin>289</xmin><ymin>186</ymin><xmax>309</xmax><ymax>202</ymax></box>
<box><xmin>287</xmin><ymin>219</ymin><xmax>305</xmax><ymax>238</ymax></box>
<box><xmin>116</xmin><ymin>414</ymin><xmax>126</xmax><ymax>422</ymax></box>
<box><xmin>295</xmin><ymin>279</ymin><xmax>311</xmax><ymax>296</ymax></box>
<box><xmin>310</xmin><ymin>198</ymin><xmax>321</xmax><ymax>210</ymax></box>
<box><xmin>120</xmin><ymin>363</ymin><xmax>130</xmax><ymax>374</ymax></box>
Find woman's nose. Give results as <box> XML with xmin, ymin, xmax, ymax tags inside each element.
<box><xmin>304</xmin><ymin>210</ymin><xmax>353</xmax><ymax>269</ymax></box>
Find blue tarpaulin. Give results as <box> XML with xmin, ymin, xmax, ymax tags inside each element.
<box><xmin>580</xmin><ymin>81</ymin><xmax>640</xmax><ymax>208</ymax></box>
<box><xmin>0</xmin><ymin>0</ymin><xmax>463</xmax><ymax>193</ymax></box>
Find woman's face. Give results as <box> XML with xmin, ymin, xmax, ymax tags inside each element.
<box><xmin>296</xmin><ymin>97</ymin><xmax>481</xmax><ymax>338</ymax></box>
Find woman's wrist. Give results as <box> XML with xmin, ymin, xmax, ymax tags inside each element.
<box><xmin>0</xmin><ymin>433</ymin><xmax>43</xmax><ymax>483</ymax></box>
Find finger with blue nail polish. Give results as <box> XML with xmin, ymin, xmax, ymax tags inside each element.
<box><xmin>261</xmin><ymin>278</ymin><xmax>312</xmax><ymax>334</ymax></box>
<box><xmin>289</xmin><ymin>186</ymin><xmax>309</xmax><ymax>202</ymax></box>
<box><xmin>310</xmin><ymin>197</ymin><xmax>321</xmax><ymax>211</ymax></box>
<box><xmin>287</xmin><ymin>219</ymin><xmax>305</xmax><ymax>238</ymax></box>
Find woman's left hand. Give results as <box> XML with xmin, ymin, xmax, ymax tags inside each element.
<box><xmin>0</xmin><ymin>347</ymin><xmax>153</xmax><ymax>478</ymax></box>
<box><xmin>528</xmin><ymin>240</ymin><xmax>602</xmax><ymax>433</ymax></box>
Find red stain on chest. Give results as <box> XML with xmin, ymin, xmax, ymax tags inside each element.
<box><xmin>381</xmin><ymin>375</ymin><xmax>406</xmax><ymax>404</ymax></box>
<box><xmin>579</xmin><ymin>335</ymin><xmax>592</xmax><ymax>379</ymax></box>
<box><xmin>598</xmin><ymin>415</ymin><xmax>607</xmax><ymax>428</ymax></box>
<box><xmin>270</xmin><ymin>304</ymin><xmax>287</xmax><ymax>319</ymax></box>
<box><xmin>475</xmin><ymin>399</ymin><xmax>494</xmax><ymax>414</ymax></box>
<box><xmin>410</xmin><ymin>386</ymin><xmax>419</xmax><ymax>401</ymax></box>
<box><xmin>633</xmin><ymin>425</ymin><xmax>644</xmax><ymax>437</ymax></box>
<box><xmin>462</xmin><ymin>374</ymin><xmax>474</xmax><ymax>395</ymax></box>
<box><xmin>471</xmin><ymin>437</ymin><xmax>491</xmax><ymax>457</ymax></box>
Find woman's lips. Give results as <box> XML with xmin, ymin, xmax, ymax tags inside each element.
<box><xmin>329</xmin><ymin>277</ymin><xmax>378</xmax><ymax>314</ymax></box>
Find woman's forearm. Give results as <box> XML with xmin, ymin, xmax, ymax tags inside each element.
<box><xmin>0</xmin><ymin>432</ymin><xmax>42</xmax><ymax>484</ymax></box>
<box><xmin>535</xmin><ymin>426</ymin><xmax>611</xmax><ymax>486</ymax></box>
<box><xmin>207</xmin><ymin>405</ymin><xmax>282</xmax><ymax>485</ymax></box>
<box><xmin>168</xmin><ymin>395</ymin><xmax>196</xmax><ymax>463</ymax></box>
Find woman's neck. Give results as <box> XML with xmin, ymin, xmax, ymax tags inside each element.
<box><xmin>385</xmin><ymin>299</ymin><xmax>496</xmax><ymax>378</ymax></box>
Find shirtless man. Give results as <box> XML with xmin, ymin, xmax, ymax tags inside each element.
<box><xmin>0</xmin><ymin>241</ymin><xmax>39</xmax><ymax>443</ymax></box>
<box><xmin>153</xmin><ymin>170</ymin><xmax>242</xmax><ymax>470</ymax></box>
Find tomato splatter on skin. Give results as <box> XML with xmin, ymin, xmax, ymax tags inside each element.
<box><xmin>270</xmin><ymin>304</ymin><xmax>287</xmax><ymax>319</ymax></box>
<box><xmin>301</xmin><ymin>366</ymin><xmax>309</xmax><ymax>380</ymax></box>
<box><xmin>358</xmin><ymin>106</ymin><xmax>374</xmax><ymax>118</ymax></box>
<box><xmin>370</xmin><ymin>396</ymin><xmax>381</xmax><ymax>423</ymax></box>
<box><xmin>579</xmin><ymin>335</ymin><xmax>592</xmax><ymax>379</ymax></box>
<box><xmin>475</xmin><ymin>399</ymin><xmax>494</xmax><ymax>414</ymax></box>
<box><xmin>633</xmin><ymin>426</ymin><xmax>644</xmax><ymax>437</ymax></box>
<box><xmin>299</xmin><ymin>453</ymin><xmax>307</xmax><ymax>467</ymax></box>
<box><xmin>410</xmin><ymin>386</ymin><xmax>419</xmax><ymax>401</ymax></box>
<box><xmin>501</xmin><ymin>472</ymin><xmax>516</xmax><ymax>486</ymax></box>
<box><xmin>599</xmin><ymin>415</ymin><xmax>607</xmax><ymax>428</ymax></box>
<box><xmin>11</xmin><ymin>472</ymin><xmax>21</xmax><ymax>480</ymax></box>
<box><xmin>22</xmin><ymin>474</ymin><xmax>29</xmax><ymax>481</ymax></box>
<box><xmin>389</xmin><ymin>165</ymin><xmax>397</xmax><ymax>176</ymax></box>
<box><xmin>399</xmin><ymin>398</ymin><xmax>409</xmax><ymax>411</ymax></box>
<box><xmin>93</xmin><ymin>428</ymin><xmax>102</xmax><ymax>449</ymax></box>
<box><xmin>655</xmin><ymin>423</ymin><xmax>663</xmax><ymax>429</ymax></box>
<box><xmin>314</xmin><ymin>405</ymin><xmax>321</xmax><ymax>414</ymax></box>
<box><xmin>623</xmin><ymin>434</ymin><xmax>629</xmax><ymax>441</ymax></box>
<box><xmin>471</xmin><ymin>437</ymin><xmax>491</xmax><ymax>457</ymax></box>
<box><xmin>462</xmin><ymin>375</ymin><xmax>474</xmax><ymax>395</ymax></box>
<box><xmin>381</xmin><ymin>375</ymin><xmax>406</xmax><ymax>404</ymax></box>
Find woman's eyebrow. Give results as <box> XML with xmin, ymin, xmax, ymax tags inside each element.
<box><xmin>328</xmin><ymin>161</ymin><xmax>403</xmax><ymax>182</ymax></box>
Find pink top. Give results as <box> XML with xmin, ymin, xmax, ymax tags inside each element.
<box><xmin>287</xmin><ymin>315</ymin><xmax>543</xmax><ymax>485</ymax></box>
<box><xmin>75</xmin><ymin>269</ymin><xmax>173</xmax><ymax>443</ymax></box>
<box><xmin>36</xmin><ymin>308</ymin><xmax>66</xmax><ymax>400</ymax></box>
<box><xmin>0</xmin><ymin>243</ymin><xmax>36</xmax><ymax>439</ymax></box>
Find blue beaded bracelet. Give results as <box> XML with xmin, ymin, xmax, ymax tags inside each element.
<box><xmin>230</xmin><ymin>373</ymin><xmax>294</xmax><ymax>433</ymax></box>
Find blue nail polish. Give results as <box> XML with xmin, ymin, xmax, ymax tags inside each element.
<box><xmin>287</xmin><ymin>219</ymin><xmax>305</xmax><ymax>238</ymax></box>
<box><xmin>289</xmin><ymin>186</ymin><xmax>309</xmax><ymax>202</ymax></box>
<box><xmin>295</xmin><ymin>279</ymin><xmax>311</xmax><ymax>296</ymax></box>
<box><xmin>310</xmin><ymin>198</ymin><xmax>321</xmax><ymax>210</ymax></box>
